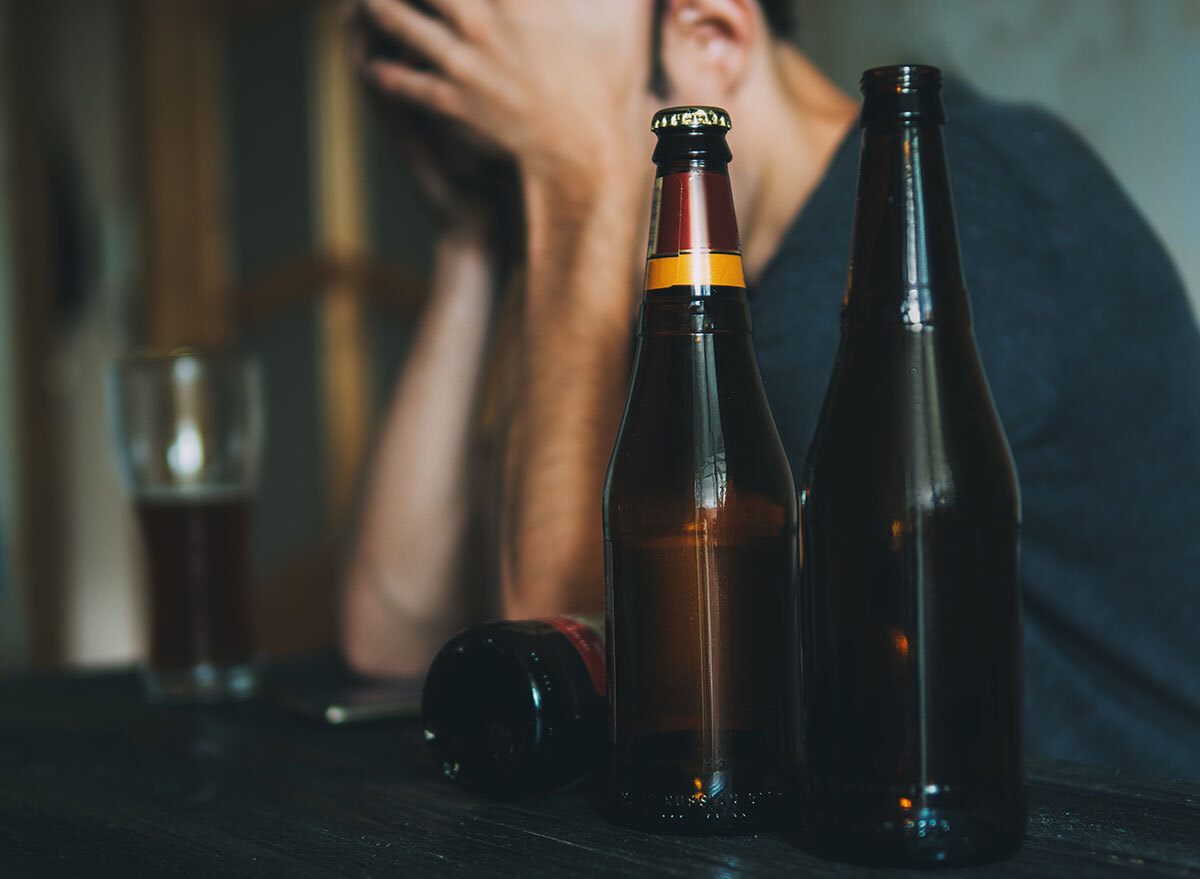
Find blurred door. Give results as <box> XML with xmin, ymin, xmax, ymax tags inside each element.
<box><xmin>4</xmin><ymin>0</ymin><xmax>431</xmax><ymax>667</ymax></box>
<box><xmin>138</xmin><ymin>0</ymin><xmax>429</xmax><ymax>658</ymax></box>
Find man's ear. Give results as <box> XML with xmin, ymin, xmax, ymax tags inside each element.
<box><xmin>659</xmin><ymin>0</ymin><xmax>760</xmax><ymax>104</ymax></box>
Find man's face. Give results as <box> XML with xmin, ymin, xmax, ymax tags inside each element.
<box><xmin>484</xmin><ymin>0</ymin><xmax>665</xmax><ymax>184</ymax></box>
<box><xmin>363</xmin><ymin>0</ymin><xmax>683</xmax><ymax>236</ymax></box>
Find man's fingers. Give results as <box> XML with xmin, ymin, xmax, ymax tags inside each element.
<box><xmin>361</xmin><ymin>0</ymin><xmax>474</xmax><ymax>78</ymax></box>
<box><xmin>370</xmin><ymin>61</ymin><xmax>466</xmax><ymax>120</ymax></box>
<box><xmin>419</xmin><ymin>0</ymin><xmax>495</xmax><ymax>43</ymax></box>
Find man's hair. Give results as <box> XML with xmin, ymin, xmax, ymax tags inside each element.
<box><xmin>650</xmin><ymin>1</ymin><xmax>796</xmax><ymax>96</ymax></box>
<box><xmin>756</xmin><ymin>0</ymin><xmax>798</xmax><ymax>37</ymax></box>
<box><xmin>652</xmin><ymin>0</ymin><xmax>796</xmax><ymax>39</ymax></box>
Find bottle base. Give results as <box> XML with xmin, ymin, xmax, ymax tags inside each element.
<box><xmin>608</xmin><ymin>785</ymin><xmax>787</xmax><ymax>835</ymax></box>
<box><xmin>608</xmin><ymin>730</ymin><xmax>788</xmax><ymax>835</ymax></box>
<box><xmin>797</xmin><ymin>781</ymin><xmax>1025</xmax><ymax>866</ymax></box>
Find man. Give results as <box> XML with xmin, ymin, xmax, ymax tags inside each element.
<box><xmin>342</xmin><ymin>0</ymin><xmax>1200</xmax><ymax>780</ymax></box>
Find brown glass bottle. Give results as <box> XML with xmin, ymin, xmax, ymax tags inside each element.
<box><xmin>422</xmin><ymin>616</ymin><xmax>607</xmax><ymax>798</ymax></box>
<box><xmin>603</xmin><ymin>107</ymin><xmax>799</xmax><ymax>833</ymax></box>
<box><xmin>799</xmin><ymin>66</ymin><xmax>1024</xmax><ymax>865</ymax></box>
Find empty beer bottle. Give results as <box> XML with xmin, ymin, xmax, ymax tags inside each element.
<box><xmin>603</xmin><ymin>107</ymin><xmax>799</xmax><ymax>833</ymax></box>
<box><xmin>422</xmin><ymin>616</ymin><xmax>607</xmax><ymax>798</ymax></box>
<box><xmin>799</xmin><ymin>65</ymin><xmax>1024</xmax><ymax>865</ymax></box>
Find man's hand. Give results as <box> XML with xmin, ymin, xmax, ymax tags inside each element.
<box><xmin>348</xmin><ymin>2</ymin><xmax>520</xmax><ymax>237</ymax></box>
<box><xmin>352</xmin><ymin>0</ymin><xmax>659</xmax><ymax>621</ymax></box>
<box><xmin>357</xmin><ymin>0</ymin><xmax>653</xmax><ymax>206</ymax></box>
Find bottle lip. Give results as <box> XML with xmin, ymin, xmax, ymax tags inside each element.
<box><xmin>651</xmin><ymin>128</ymin><xmax>732</xmax><ymax>165</ymax></box>
<box><xmin>860</xmin><ymin>64</ymin><xmax>942</xmax><ymax>95</ymax></box>
<box><xmin>859</xmin><ymin>64</ymin><xmax>945</xmax><ymax>127</ymax></box>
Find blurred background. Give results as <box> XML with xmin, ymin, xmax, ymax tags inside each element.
<box><xmin>0</xmin><ymin>0</ymin><xmax>1196</xmax><ymax>670</ymax></box>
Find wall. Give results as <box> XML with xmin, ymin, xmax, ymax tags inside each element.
<box><xmin>0</xmin><ymin>0</ymin><xmax>25</xmax><ymax>667</ymax></box>
<box><xmin>797</xmin><ymin>0</ymin><xmax>1200</xmax><ymax>310</ymax></box>
<box><xmin>44</xmin><ymin>0</ymin><xmax>142</xmax><ymax>665</ymax></box>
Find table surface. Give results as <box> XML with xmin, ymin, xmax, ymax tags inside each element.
<box><xmin>2</xmin><ymin>662</ymin><xmax>1199</xmax><ymax>878</ymax></box>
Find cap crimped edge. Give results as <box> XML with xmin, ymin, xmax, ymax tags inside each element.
<box><xmin>651</xmin><ymin>106</ymin><xmax>732</xmax><ymax>132</ymax></box>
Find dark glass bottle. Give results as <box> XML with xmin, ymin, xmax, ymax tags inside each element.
<box><xmin>421</xmin><ymin>616</ymin><xmax>606</xmax><ymax>798</ymax></box>
<box><xmin>603</xmin><ymin>107</ymin><xmax>799</xmax><ymax>833</ymax></box>
<box><xmin>799</xmin><ymin>65</ymin><xmax>1024</xmax><ymax>865</ymax></box>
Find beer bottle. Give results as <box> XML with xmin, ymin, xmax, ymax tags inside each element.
<box><xmin>603</xmin><ymin>107</ymin><xmax>799</xmax><ymax>832</ymax></box>
<box><xmin>799</xmin><ymin>65</ymin><xmax>1024</xmax><ymax>864</ymax></box>
<box><xmin>422</xmin><ymin>616</ymin><xmax>606</xmax><ymax>798</ymax></box>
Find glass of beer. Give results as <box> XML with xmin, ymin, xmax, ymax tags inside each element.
<box><xmin>108</xmin><ymin>349</ymin><xmax>264</xmax><ymax>703</ymax></box>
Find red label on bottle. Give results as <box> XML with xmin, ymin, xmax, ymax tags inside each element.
<box><xmin>645</xmin><ymin>170</ymin><xmax>745</xmax><ymax>291</ymax></box>
<box><xmin>650</xmin><ymin>171</ymin><xmax>741</xmax><ymax>256</ymax></box>
<box><xmin>540</xmin><ymin>616</ymin><xmax>606</xmax><ymax>697</ymax></box>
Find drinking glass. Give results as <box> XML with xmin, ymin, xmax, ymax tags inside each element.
<box><xmin>108</xmin><ymin>349</ymin><xmax>264</xmax><ymax>702</ymax></box>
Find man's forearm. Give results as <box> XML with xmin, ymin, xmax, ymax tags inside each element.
<box><xmin>499</xmin><ymin>174</ymin><xmax>643</xmax><ymax>617</ymax></box>
<box><xmin>343</xmin><ymin>228</ymin><xmax>496</xmax><ymax>675</ymax></box>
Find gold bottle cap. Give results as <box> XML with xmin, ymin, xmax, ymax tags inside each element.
<box><xmin>651</xmin><ymin>106</ymin><xmax>732</xmax><ymax>132</ymax></box>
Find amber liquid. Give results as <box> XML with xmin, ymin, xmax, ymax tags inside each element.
<box><xmin>607</xmin><ymin>526</ymin><xmax>795</xmax><ymax>831</ymax></box>
<box><xmin>608</xmin><ymin>120</ymin><xmax>797</xmax><ymax>832</ymax></box>
<box><xmin>135</xmin><ymin>496</ymin><xmax>255</xmax><ymax>672</ymax></box>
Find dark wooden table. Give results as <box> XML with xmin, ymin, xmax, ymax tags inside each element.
<box><xmin>2</xmin><ymin>664</ymin><xmax>1199</xmax><ymax>878</ymax></box>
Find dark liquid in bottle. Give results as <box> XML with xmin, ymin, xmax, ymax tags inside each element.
<box><xmin>608</xmin><ymin>527</ymin><xmax>794</xmax><ymax>831</ymax></box>
<box><xmin>422</xmin><ymin>618</ymin><xmax>607</xmax><ymax>799</ymax></box>
<box><xmin>798</xmin><ymin>66</ymin><xmax>1024</xmax><ymax>865</ymax></box>
<box><xmin>135</xmin><ymin>495</ymin><xmax>255</xmax><ymax>672</ymax></box>
<box><xmin>800</xmin><ymin>326</ymin><xmax>1024</xmax><ymax>864</ymax></box>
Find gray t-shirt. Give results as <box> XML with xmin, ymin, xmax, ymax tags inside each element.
<box><xmin>752</xmin><ymin>81</ymin><xmax>1200</xmax><ymax>779</ymax></box>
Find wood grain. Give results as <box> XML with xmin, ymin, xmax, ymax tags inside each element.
<box><xmin>1</xmin><ymin>667</ymin><xmax>1197</xmax><ymax>877</ymax></box>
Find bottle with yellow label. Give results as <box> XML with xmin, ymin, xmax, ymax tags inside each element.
<box><xmin>602</xmin><ymin>107</ymin><xmax>799</xmax><ymax>833</ymax></box>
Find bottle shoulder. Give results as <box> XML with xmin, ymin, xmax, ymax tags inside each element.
<box><xmin>802</xmin><ymin>325</ymin><xmax>1017</xmax><ymax>515</ymax></box>
<box><xmin>606</xmin><ymin>483</ymin><xmax>796</xmax><ymax>543</ymax></box>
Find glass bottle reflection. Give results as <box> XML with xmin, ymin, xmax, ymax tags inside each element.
<box><xmin>604</xmin><ymin>107</ymin><xmax>798</xmax><ymax>833</ymax></box>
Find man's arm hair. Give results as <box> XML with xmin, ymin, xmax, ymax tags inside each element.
<box><xmin>341</xmin><ymin>227</ymin><xmax>496</xmax><ymax>676</ymax></box>
<box><xmin>497</xmin><ymin>173</ymin><xmax>643</xmax><ymax>618</ymax></box>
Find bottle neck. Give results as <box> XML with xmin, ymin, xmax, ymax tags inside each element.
<box><xmin>644</xmin><ymin>143</ymin><xmax>745</xmax><ymax>298</ymax></box>
<box><xmin>641</xmin><ymin>152</ymin><xmax>749</xmax><ymax>335</ymax></box>
<box><xmin>844</xmin><ymin>119</ymin><xmax>969</xmax><ymax>327</ymax></box>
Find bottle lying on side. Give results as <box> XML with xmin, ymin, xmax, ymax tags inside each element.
<box><xmin>421</xmin><ymin>616</ymin><xmax>607</xmax><ymax>799</ymax></box>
